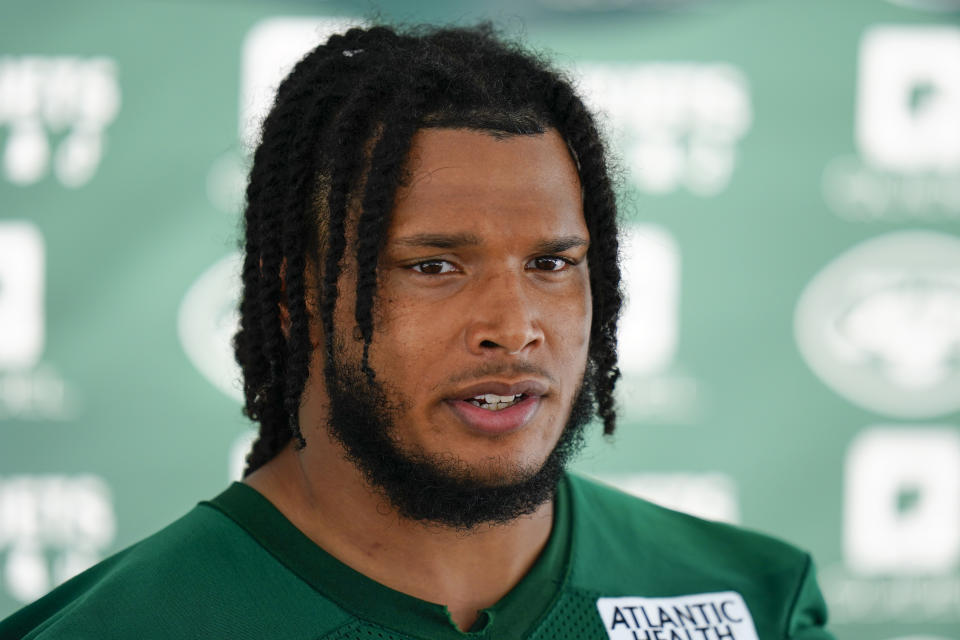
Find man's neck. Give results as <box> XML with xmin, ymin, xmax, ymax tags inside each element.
<box><xmin>244</xmin><ymin>439</ymin><xmax>555</xmax><ymax>631</ymax></box>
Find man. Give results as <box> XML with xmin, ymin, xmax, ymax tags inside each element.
<box><xmin>0</xmin><ymin>24</ymin><xmax>834</xmax><ymax>639</ymax></box>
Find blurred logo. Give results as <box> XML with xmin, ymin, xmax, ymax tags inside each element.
<box><xmin>823</xmin><ymin>426</ymin><xmax>960</xmax><ymax>624</ymax></box>
<box><xmin>823</xmin><ymin>25</ymin><xmax>960</xmax><ymax>220</ymax></box>
<box><xmin>886</xmin><ymin>0</ymin><xmax>960</xmax><ymax>10</ymax></box>
<box><xmin>240</xmin><ymin>16</ymin><xmax>362</xmax><ymax>151</ymax></box>
<box><xmin>0</xmin><ymin>222</ymin><xmax>75</xmax><ymax>421</ymax></box>
<box><xmin>0</xmin><ymin>56</ymin><xmax>120</xmax><ymax>187</ymax></box>
<box><xmin>0</xmin><ymin>475</ymin><xmax>115</xmax><ymax>603</ymax></box>
<box><xmin>616</xmin><ymin>225</ymin><xmax>699</xmax><ymax>423</ymax></box>
<box><xmin>794</xmin><ymin>230</ymin><xmax>960</xmax><ymax>418</ymax></box>
<box><xmin>857</xmin><ymin>26</ymin><xmax>960</xmax><ymax>173</ymax></box>
<box><xmin>207</xmin><ymin>18</ymin><xmax>363</xmax><ymax>222</ymax></box>
<box><xmin>594</xmin><ymin>472</ymin><xmax>739</xmax><ymax>524</ymax></box>
<box><xmin>845</xmin><ymin>427</ymin><xmax>960</xmax><ymax>575</ymax></box>
<box><xmin>573</xmin><ymin>62</ymin><xmax>752</xmax><ymax>196</ymax></box>
<box><xmin>177</xmin><ymin>252</ymin><xmax>243</xmax><ymax>403</ymax></box>
<box><xmin>619</xmin><ymin>225</ymin><xmax>679</xmax><ymax>374</ymax></box>
<box><xmin>0</xmin><ymin>222</ymin><xmax>43</xmax><ymax>369</ymax></box>
<box><xmin>229</xmin><ymin>431</ymin><xmax>256</xmax><ymax>481</ymax></box>
<box><xmin>539</xmin><ymin>0</ymin><xmax>704</xmax><ymax>9</ymax></box>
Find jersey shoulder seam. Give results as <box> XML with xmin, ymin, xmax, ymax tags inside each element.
<box><xmin>781</xmin><ymin>552</ymin><xmax>814</xmax><ymax>637</ymax></box>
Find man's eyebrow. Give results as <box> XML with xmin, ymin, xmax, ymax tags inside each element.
<box><xmin>391</xmin><ymin>233</ymin><xmax>589</xmax><ymax>252</ymax></box>
<box><xmin>535</xmin><ymin>236</ymin><xmax>589</xmax><ymax>253</ymax></box>
<box><xmin>392</xmin><ymin>233</ymin><xmax>482</xmax><ymax>249</ymax></box>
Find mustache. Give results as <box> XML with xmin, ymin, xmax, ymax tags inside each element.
<box><xmin>440</xmin><ymin>361</ymin><xmax>558</xmax><ymax>388</ymax></box>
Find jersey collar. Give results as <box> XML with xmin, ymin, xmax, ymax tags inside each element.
<box><xmin>204</xmin><ymin>474</ymin><xmax>573</xmax><ymax>638</ymax></box>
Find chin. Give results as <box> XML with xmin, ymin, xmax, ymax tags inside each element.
<box><xmin>463</xmin><ymin>456</ymin><xmax>548</xmax><ymax>488</ymax></box>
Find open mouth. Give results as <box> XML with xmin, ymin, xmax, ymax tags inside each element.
<box><xmin>465</xmin><ymin>393</ymin><xmax>526</xmax><ymax>411</ymax></box>
<box><xmin>446</xmin><ymin>386</ymin><xmax>543</xmax><ymax>435</ymax></box>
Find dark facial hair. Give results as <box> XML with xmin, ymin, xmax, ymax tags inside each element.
<box><xmin>323</xmin><ymin>360</ymin><xmax>596</xmax><ymax>530</ymax></box>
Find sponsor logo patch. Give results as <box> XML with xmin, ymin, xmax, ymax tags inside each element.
<box><xmin>596</xmin><ymin>592</ymin><xmax>758</xmax><ymax>640</ymax></box>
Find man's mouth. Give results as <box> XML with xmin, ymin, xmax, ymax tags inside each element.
<box><xmin>445</xmin><ymin>380</ymin><xmax>548</xmax><ymax>434</ymax></box>
<box><xmin>465</xmin><ymin>393</ymin><xmax>526</xmax><ymax>411</ymax></box>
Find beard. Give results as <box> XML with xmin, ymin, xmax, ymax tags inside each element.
<box><xmin>322</xmin><ymin>358</ymin><xmax>596</xmax><ymax>530</ymax></box>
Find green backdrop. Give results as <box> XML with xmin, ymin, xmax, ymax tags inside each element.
<box><xmin>1</xmin><ymin>1</ymin><xmax>959</xmax><ymax>638</ymax></box>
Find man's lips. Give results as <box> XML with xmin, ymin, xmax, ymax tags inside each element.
<box><xmin>450</xmin><ymin>379</ymin><xmax>549</xmax><ymax>401</ymax></box>
<box><xmin>443</xmin><ymin>379</ymin><xmax>548</xmax><ymax>435</ymax></box>
<box><xmin>445</xmin><ymin>395</ymin><xmax>541</xmax><ymax>435</ymax></box>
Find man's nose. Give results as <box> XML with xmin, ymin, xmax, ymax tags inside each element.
<box><xmin>464</xmin><ymin>270</ymin><xmax>545</xmax><ymax>356</ymax></box>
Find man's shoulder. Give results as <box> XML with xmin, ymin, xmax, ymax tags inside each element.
<box><xmin>569</xmin><ymin>475</ymin><xmax>810</xmax><ymax>591</ymax></box>
<box><xmin>566</xmin><ymin>472</ymin><xmax>807</xmax><ymax>569</ymax></box>
<box><xmin>561</xmin><ymin>474</ymin><xmax>831</xmax><ymax>638</ymax></box>
<box><xmin>0</xmin><ymin>492</ymin><xmax>350</xmax><ymax>640</ymax></box>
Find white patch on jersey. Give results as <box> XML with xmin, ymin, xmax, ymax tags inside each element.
<box><xmin>596</xmin><ymin>592</ymin><xmax>758</xmax><ymax>640</ymax></box>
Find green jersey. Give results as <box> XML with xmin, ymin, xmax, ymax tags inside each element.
<box><xmin>0</xmin><ymin>474</ymin><xmax>833</xmax><ymax>639</ymax></box>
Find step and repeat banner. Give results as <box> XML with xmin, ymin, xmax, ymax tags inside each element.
<box><xmin>1</xmin><ymin>1</ymin><xmax>958</xmax><ymax>638</ymax></box>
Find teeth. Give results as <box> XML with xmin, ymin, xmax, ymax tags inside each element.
<box><xmin>482</xmin><ymin>393</ymin><xmax>518</xmax><ymax>404</ymax></box>
<box><xmin>467</xmin><ymin>393</ymin><xmax>524</xmax><ymax>411</ymax></box>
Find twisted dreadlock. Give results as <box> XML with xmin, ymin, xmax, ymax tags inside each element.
<box><xmin>235</xmin><ymin>24</ymin><xmax>623</xmax><ymax>477</ymax></box>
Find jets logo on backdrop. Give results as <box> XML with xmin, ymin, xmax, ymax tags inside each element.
<box><xmin>177</xmin><ymin>252</ymin><xmax>243</xmax><ymax>403</ymax></box>
<box><xmin>0</xmin><ymin>56</ymin><xmax>120</xmax><ymax>187</ymax></box>
<box><xmin>822</xmin><ymin>25</ymin><xmax>960</xmax><ymax>220</ymax></box>
<box><xmin>573</xmin><ymin>62</ymin><xmax>752</xmax><ymax>196</ymax></box>
<box><xmin>822</xmin><ymin>426</ymin><xmax>960</xmax><ymax>624</ymax></box>
<box><xmin>178</xmin><ymin>253</ymin><xmax>259</xmax><ymax>479</ymax></box>
<box><xmin>596</xmin><ymin>592</ymin><xmax>758</xmax><ymax>640</ymax></box>
<box><xmin>0</xmin><ymin>475</ymin><xmax>116</xmax><ymax>603</ymax></box>
<box><xmin>794</xmin><ymin>230</ymin><xmax>960</xmax><ymax>418</ymax></box>
<box><xmin>0</xmin><ymin>222</ymin><xmax>75</xmax><ymax>420</ymax></box>
<box><xmin>616</xmin><ymin>225</ymin><xmax>699</xmax><ymax>423</ymax></box>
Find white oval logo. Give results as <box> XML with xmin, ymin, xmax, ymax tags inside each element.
<box><xmin>177</xmin><ymin>252</ymin><xmax>243</xmax><ymax>402</ymax></box>
<box><xmin>794</xmin><ymin>230</ymin><xmax>960</xmax><ymax>418</ymax></box>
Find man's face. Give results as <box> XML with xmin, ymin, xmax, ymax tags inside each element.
<box><xmin>310</xmin><ymin>127</ymin><xmax>593</xmax><ymax>527</ymax></box>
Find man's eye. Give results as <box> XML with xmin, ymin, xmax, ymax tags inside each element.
<box><xmin>528</xmin><ymin>256</ymin><xmax>571</xmax><ymax>271</ymax></box>
<box><xmin>411</xmin><ymin>260</ymin><xmax>456</xmax><ymax>275</ymax></box>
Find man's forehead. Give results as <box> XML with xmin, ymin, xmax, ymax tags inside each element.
<box><xmin>389</xmin><ymin>127</ymin><xmax>586</xmax><ymax>235</ymax></box>
<box><xmin>401</xmin><ymin>127</ymin><xmax>580</xmax><ymax>186</ymax></box>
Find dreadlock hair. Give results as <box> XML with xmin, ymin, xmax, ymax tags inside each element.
<box><xmin>235</xmin><ymin>23</ymin><xmax>623</xmax><ymax>477</ymax></box>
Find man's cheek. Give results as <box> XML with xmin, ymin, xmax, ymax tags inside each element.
<box><xmin>371</xmin><ymin>326</ymin><xmax>438</xmax><ymax>370</ymax></box>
